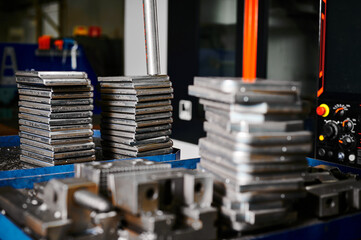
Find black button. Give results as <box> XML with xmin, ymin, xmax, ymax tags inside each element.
<box><xmin>318</xmin><ymin>148</ymin><xmax>326</xmax><ymax>157</ymax></box>
<box><xmin>327</xmin><ymin>151</ymin><xmax>334</xmax><ymax>158</ymax></box>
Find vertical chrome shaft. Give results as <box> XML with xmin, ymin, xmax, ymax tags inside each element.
<box><xmin>143</xmin><ymin>0</ymin><xmax>161</xmax><ymax>75</ymax></box>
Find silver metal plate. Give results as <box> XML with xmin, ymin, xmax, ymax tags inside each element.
<box><xmin>19</xmin><ymin>95</ymin><xmax>93</xmax><ymax>105</ymax></box>
<box><xmin>19</xmin><ymin>126</ymin><xmax>93</xmax><ymax>139</ymax></box>
<box><xmin>20</xmin><ymin>154</ymin><xmax>95</xmax><ymax>166</ymax></box>
<box><xmin>20</xmin><ymin>138</ymin><xmax>95</xmax><ymax>153</ymax></box>
<box><xmin>101</xmin><ymin>117</ymin><xmax>173</xmax><ymax>127</ymax></box>
<box><xmin>200</xmin><ymin>98</ymin><xmax>304</xmax><ymax>114</ymax></box>
<box><xmin>19</xmin><ymin>107</ymin><xmax>93</xmax><ymax>118</ymax></box>
<box><xmin>19</xmin><ymin>113</ymin><xmax>92</xmax><ymax>125</ymax></box>
<box><xmin>101</xmin><ymin>93</ymin><xmax>173</xmax><ymax>102</ymax></box>
<box><xmin>101</xmin><ymin>105</ymin><xmax>172</xmax><ymax>115</ymax></box>
<box><xmin>18</xmin><ymin>89</ymin><xmax>93</xmax><ymax>98</ymax></box>
<box><xmin>101</xmin><ymin>111</ymin><xmax>172</xmax><ymax>121</ymax></box>
<box><xmin>205</xmin><ymin>111</ymin><xmax>303</xmax><ymax>133</ymax></box>
<box><xmin>193</xmin><ymin>76</ymin><xmax>300</xmax><ymax>94</ymax></box>
<box><xmin>101</xmin><ymin>87</ymin><xmax>173</xmax><ymax>95</ymax></box>
<box><xmin>19</xmin><ymin>119</ymin><xmax>92</xmax><ymax>131</ymax></box>
<box><xmin>17</xmin><ymin>84</ymin><xmax>93</xmax><ymax>92</ymax></box>
<box><xmin>20</xmin><ymin>132</ymin><xmax>93</xmax><ymax>145</ymax></box>
<box><xmin>189</xmin><ymin>85</ymin><xmax>298</xmax><ymax>104</ymax></box>
<box><xmin>102</xmin><ymin>140</ymin><xmax>173</xmax><ymax>152</ymax></box>
<box><xmin>102</xmin><ymin>146</ymin><xmax>173</xmax><ymax>157</ymax></box>
<box><xmin>100</xmin><ymin>81</ymin><xmax>171</xmax><ymax>89</ymax></box>
<box><xmin>100</xmin><ymin>129</ymin><xmax>171</xmax><ymax>140</ymax></box>
<box><xmin>204</xmin><ymin>106</ymin><xmax>301</xmax><ymax>123</ymax></box>
<box><xmin>98</xmin><ymin>75</ymin><xmax>169</xmax><ymax>82</ymax></box>
<box><xmin>204</xmin><ymin>121</ymin><xmax>312</xmax><ymax>145</ymax></box>
<box><xmin>21</xmin><ymin>144</ymin><xmax>95</xmax><ymax>159</ymax></box>
<box><xmin>206</xmin><ymin>133</ymin><xmax>312</xmax><ymax>154</ymax></box>
<box><xmin>101</xmin><ymin>134</ymin><xmax>169</xmax><ymax>146</ymax></box>
<box><xmin>201</xmin><ymin>159</ymin><xmax>305</xmax><ymax>188</ymax></box>
<box><xmin>21</xmin><ymin>148</ymin><xmax>95</xmax><ymax>163</ymax></box>
<box><xmin>101</xmin><ymin>99</ymin><xmax>171</xmax><ymax>108</ymax></box>
<box><xmin>198</xmin><ymin>138</ymin><xmax>306</xmax><ymax>164</ymax></box>
<box><xmin>19</xmin><ymin>101</ymin><xmax>93</xmax><ymax>112</ymax></box>
<box><xmin>101</xmin><ymin>123</ymin><xmax>171</xmax><ymax>133</ymax></box>
<box><xmin>16</xmin><ymin>71</ymin><xmax>88</xmax><ymax>79</ymax></box>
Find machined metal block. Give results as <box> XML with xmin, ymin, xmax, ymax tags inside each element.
<box><xmin>19</xmin><ymin>101</ymin><xmax>93</xmax><ymax>112</ymax></box>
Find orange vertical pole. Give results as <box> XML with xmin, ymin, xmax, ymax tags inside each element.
<box><xmin>242</xmin><ymin>0</ymin><xmax>259</xmax><ymax>82</ymax></box>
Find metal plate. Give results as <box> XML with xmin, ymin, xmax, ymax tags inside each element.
<box><xmin>100</xmin><ymin>81</ymin><xmax>171</xmax><ymax>89</ymax></box>
<box><xmin>101</xmin><ymin>93</ymin><xmax>173</xmax><ymax>102</ymax></box>
<box><xmin>19</xmin><ymin>113</ymin><xmax>92</xmax><ymax>125</ymax></box>
<box><xmin>200</xmin><ymin>98</ymin><xmax>304</xmax><ymax>114</ymax></box>
<box><xmin>20</xmin><ymin>138</ymin><xmax>95</xmax><ymax>153</ymax></box>
<box><xmin>101</xmin><ymin>105</ymin><xmax>172</xmax><ymax>115</ymax></box>
<box><xmin>101</xmin><ymin>117</ymin><xmax>173</xmax><ymax>128</ymax></box>
<box><xmin>102</xmin><ymin>146</ymin><xmax>173</xmax><ymax>157</ymax></box>
<box><xmin>18</xmin><ymin>89</ymin><xmax>93</xmax><ymax>99</ymax></box>
<box><xmin>101</xmin><ymin>111</ymin><xmax>171</xmax><ymax>121</ymax></box>
<box><xmin>188</xmin><ymin>85</ymin><xmax>298</xmax><ymax>104</ymax></box>
<box><xmin>19</xmin><ymin>107</ymin><xmax>93</xmax><ymax>119</ymax></box>
<box><xmin>20</xmin><ymin>154</ymin><xmax>95</xmax><ymax>166</ymax></box>
<box><xmin>17</xmin><ymin>84</ymin><xmax>93</xmax><ymax>92</ymax></box>
<box><xmin>19</xmin><ymin>95</ymin><xmax>93</xmax><ymax>105</ymax></box>
<box><xmin>20</xmin><ymin>132</ymin><xmax>93</xmax><ymax>145</ymax></box>
<box><xmin>101</xmin><ymin>129</ymin><xmax>171</xmax><ymax>140</ymax></box>
<box><xmin>199</xmin><ymin>149</ymin><xmax>307</xmax><ymax>174</ymax></box>
<box><xmin>19</xmin><ymin>119</ymin><xmax>92</xmax><ymax>132</ymax></box>
<box><xmin>102</xmin><ymin>140</ymin><xmax>173</xmax><ymax>152</ymax></box>
<box><xmin>198</xmin><ymin>138</ymin><xmax>306</xmax><ymax>164</ymax></box>
<box><xmin>20</xmin><ymin>144</ymin><xmax>95</xmax><ymax>159</ymax></box>
<box><xmin>206</xmin><ymin>133</ymin><xmax>312</xmax><ymax>154</ymax></box>
<box><xmin>200</xmin><ymin>158</ymin><xmax>305</xmax><ymax>188</ymax></box>
<box><xmin>100</xmin><ymin>87</ymin><xmax>173</xmax><ymax>95</ymax></box>
<box><xmin>19</xmin><ymin>126</ymin><xmax>93</xmax><ymax>139</ymax></box>
<box><xmin>193</xmin><ymin>76</ymin><xmax>300</xmax><ymax>94</ymax></box>
<box><xmin>101</xmin><ymin>134</ymin><xmax>170</xmax><ymax>146</ymax></box>
<box><xmin>19</xmin><ymin>101</ymin><xmax>93</xmax><ymax>112</ymax></box>
<box><xmin>204</xmin><ymin>106</ymin><xmax>301</xmax><ymax>123</ymax></box>
<box><xmin>205</xmin><ymin>111</ymin><xmax>303</xmax><ymax>133</ymax></box>
<box><xmin>16</xmin><ymin>71</ymin><xmax>88</xmax><ymax>79</ymax></box>
<box><xmin>101</xmin><ymin>123</ymin><xmax>171</xmax><ymax>133</ymax></box>
<box><xmin>101</xmin><ymin>100</ymin><xmax>171</xmax><ymax>108</ymax></box>
<box><xmin>98</xmin><ymin>75</ymin><xmax>169</xmax><ymax>82</ymax></box>
<box><xmin>204</xmin><ymin>121</ymin><xmax>312</xmax><ymax>145</ymax></box>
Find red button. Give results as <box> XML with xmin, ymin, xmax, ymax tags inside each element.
<box><xmin>316</xmin><ymin>106</ymin><xmax>326</xmax><ymax>116</ymax></box>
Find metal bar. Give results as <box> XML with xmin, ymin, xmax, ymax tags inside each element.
<box><xmin>143</xmin><ymin>0</ymin><xmax>161</xmax><ymax>75</ymax></box>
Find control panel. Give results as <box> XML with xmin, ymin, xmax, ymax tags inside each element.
<box><xmin>315</xmin><ymin>100</ymin><xmax>361</xmax><ymax>166</ymax></box>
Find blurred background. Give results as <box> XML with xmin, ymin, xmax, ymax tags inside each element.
<box><xmin>0</xmin><ymin>0</ymin><xmax>319</xmax><ymax>146</ymax></box>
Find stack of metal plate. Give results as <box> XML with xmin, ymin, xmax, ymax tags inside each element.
<box><xmin>189</xmin><ymin>77</ymin><xmax>312</xmax><ymax>234</ymax></box>
<box><xmin>98</xmin><ymin>75</ymin><xmax>173</xmax><ymax>159</ymax></box>
<box><xmin>16</xmin><ymin>71</ymin><xmax>95</xmax><ymax>168</ymax></box>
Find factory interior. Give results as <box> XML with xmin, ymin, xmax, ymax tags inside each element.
<box><xmin>0</xmin><ymin>0</ymin><xmax>360</xmax><ymax>239</ymax></box>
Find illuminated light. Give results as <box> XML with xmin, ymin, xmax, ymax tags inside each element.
<box><xmin>339</xmin><ymin>140</ymin><xmax>343</xmax><ymax>144</ymax></box>
<box><xmin>319</xmin><ymin>135</ymin><xmax>325</xmax><ymax>141</ymax></box>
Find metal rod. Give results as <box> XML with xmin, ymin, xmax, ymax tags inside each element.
<box><xmin>73</xmin><ymin>189</ymin><xmax>112</xmax><ymax>212</ymax></box>
<box><xmin>143</xmin><ymin>0</ymin><xmax>161</xmax><ymax>75</ymax></box>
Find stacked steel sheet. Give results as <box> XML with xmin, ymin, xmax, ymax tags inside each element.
<box><xmin>16</xmin><ymin>71</ymin><xmax>95</xmax><ymax>167</ymax></box>
<box><xmin>189</xmin><ymin>77</ymin><xmax>312</xmax><ymax>233</ymax></box>
<box><xmin>99</xmin><ymin>75</ymin><xmax>173</xmax><ymax>159</ymax></box>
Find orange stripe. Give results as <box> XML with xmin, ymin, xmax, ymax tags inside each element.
<box><xmin>242</xmin><ymin>0</ymin><xmax>258</xmax><ymax>82</ymax></box>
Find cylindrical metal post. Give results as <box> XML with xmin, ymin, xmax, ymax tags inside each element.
<box><xmin>143</xmin><ymin>0</ymin><xmax>161</xmax><ymax>75</ymax></box>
